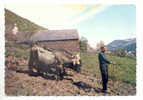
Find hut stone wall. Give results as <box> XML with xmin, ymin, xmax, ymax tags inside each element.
<box><xmin>37</xmin><ymin>39</ymin><xmax>80</xmax><ymax>53</ymax></box>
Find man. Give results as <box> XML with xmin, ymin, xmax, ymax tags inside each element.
<box><xmin>98</xmin><ymin>45</ymin><xmax>114</xmax><ymax>93</ymax></box>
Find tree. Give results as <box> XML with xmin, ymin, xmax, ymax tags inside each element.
<box><xmin>118</xmin><ymin>48</ymin><xmax>126</xmax><ymax>57</ymax></box>
<box><xmin>112</xmin><ymin>48</ymin><xmax>127</xmax><ymax>57</ymax></box>
<box><xmin>80</xmin><ymin>37</ymin><xmax>88</xmax><ymax>52</ymax></box>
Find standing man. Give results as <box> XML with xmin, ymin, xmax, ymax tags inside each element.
<box><xmin>98</xmin><ymin>45</ymin><xmax>114</xmax><ymax>93</ymax></box>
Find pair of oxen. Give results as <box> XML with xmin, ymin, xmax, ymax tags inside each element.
<box><xmin>28</xmin><ymin>44</ymin><xmax>82</xmax><ymax>80</ymax></box>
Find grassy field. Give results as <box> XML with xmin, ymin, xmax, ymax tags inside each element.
<box><xmin>80</xmin><ymin>53</ymin><xmax>136</xmax><ymax>85</ymax></box>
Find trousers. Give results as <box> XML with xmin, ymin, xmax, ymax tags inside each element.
<box><xmin>100</xmin><ymin>64</ymin><xmax>108</xmax><ymax>90</ymax></box>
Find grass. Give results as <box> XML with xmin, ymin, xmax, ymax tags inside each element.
<box><xmin>80</xmin><ymin>53</ymin><xmax>136</xmax><ymax>85</ymax></box>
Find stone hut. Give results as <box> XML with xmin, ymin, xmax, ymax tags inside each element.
<box><xmin>18</xmin><ymin>29</ymin><xmax>80</xmax><ymax>52</ymax></box>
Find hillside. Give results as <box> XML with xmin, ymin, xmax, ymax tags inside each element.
<box><xmin>107</xmin><ymin>38</ymin><xmax>136</xmax><ymax>51</ymax></box>
<box><xmin>5</xmin><ymin>9</ymin><xmax>47</xmax><ymax>41</ymax></box>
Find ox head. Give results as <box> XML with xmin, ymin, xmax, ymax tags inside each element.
<box><xmin>71</xmin><ymin>53</ymin><xmax>82</xmax><ymax>72</ymax></box>
<box><xmin>72</xmin><ymin>53</ymin><xmax>80</xmax><ymax>65</ymax></box>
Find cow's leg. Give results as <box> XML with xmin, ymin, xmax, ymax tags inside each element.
<box><xmin>62</xmin><ymin>65</ymin><xmax>66</xmax><ymax>75</ymax></box>
<box><xmin>37</xmin><ymin>68</ymin><xmax>43</xmax><ymax>76</ymax></box>
<box><xmin>59</xmin><ymin>64</ymin><xmax>64</xmax><ymax>80</ymax></box>
<box><xmin>56</xmin><ymin>66</ymin><xmax>60</xmax><ymax>81</ymax></box>
<box><xmin>28</xmin><ymin>66</ymin><xmax>34</xmax><ymax>76</ymax></box>
<box><xmin>56</xmin><ymin>64</ymin><xmax>64</xmax><ymax>81</ymax></box>
<box><xmin>77</xmin><ymin>66</ymin><xmax>81</xmax><ymax>72</ymax></box>
<box><xmin>28</xmin><ymin>50</ymin><xmax>35</xmax><ymax>75</ymax></box>
<box><xmin>37</xmin><ymin>67</ymin><xmax>41</xmax><ymax>74</ymax></box>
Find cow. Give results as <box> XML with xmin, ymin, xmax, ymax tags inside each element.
<box><xmin>28</xmin><ymin>44</ymin><xmax>81</xmax><ymax>80</ymax></box>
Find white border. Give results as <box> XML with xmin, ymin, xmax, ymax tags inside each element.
<box><xmin>136</xmin><ymin>1</ymin><xmax>143</xmax><ymax>97</ymax></box>
<box><xmin>0</xmin><ymin>0</ymin><xmax>5</xmax><ymax>97</ymax></box>
<box><xmin>1</xmin><ymin>0</ymin><xmax>143</xmax><ymax>100</ymax></box>
<box><xmin>4</xmin><ymin>0</ymin><xmax>137</xmax><ymax>4</ymax></box>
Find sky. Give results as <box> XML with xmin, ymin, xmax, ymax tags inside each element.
<box><xmin>5</xmin><ymin>3</ymin><xmax>136</xmax><ymax>48</ymax></box>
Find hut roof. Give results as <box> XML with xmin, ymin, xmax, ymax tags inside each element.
<box><xmin>31</xmin><ymin>29</ymin><xmax>79</xmax><ymax>42</ymax></box>
<box><xmin>17</xmin><ymin>29</ymin><xmax>79</xmax><ymax>43</ymax></box>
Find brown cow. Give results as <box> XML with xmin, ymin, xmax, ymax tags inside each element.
<box><xmin>28</xmin><ymin>44</ymin><xmax>81</xmax><ymax>80</ymax></box>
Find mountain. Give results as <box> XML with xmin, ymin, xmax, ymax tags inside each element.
<box><xmin>107</xmin><ymin>38</ymin><xmax>136</xmax><ymax>51</ymax></box>
<box><xmin>5</xmin><ymin>9</ymin><xmax>47</xmax><ymax>41</ymax></box>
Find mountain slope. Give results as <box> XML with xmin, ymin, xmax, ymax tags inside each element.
<box><xmin>5</xmin><ymin>9</ymin><xmax>47</xmax><ymax>41</ymax></box>
<box><xmin>107</xmin><ymin>38</ymin><xmax>136</xmax><ymax>51</ymax></box>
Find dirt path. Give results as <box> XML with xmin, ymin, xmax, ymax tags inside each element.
<box><xmin>5</xmin><ymin>56</ymin><xmax>136</xmax><ymax>96</ymax></box>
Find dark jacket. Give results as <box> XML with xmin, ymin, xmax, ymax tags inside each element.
<box><xmin>98</xmin><ymin>51</ymin><xmax>110</xmax><ymax>65</ymax></box>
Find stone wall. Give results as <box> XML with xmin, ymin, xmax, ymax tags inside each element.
<box><xmin>37</xmin><ymin>39</ymin><xmax>80</xmax><ymax>53</ymax></box>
